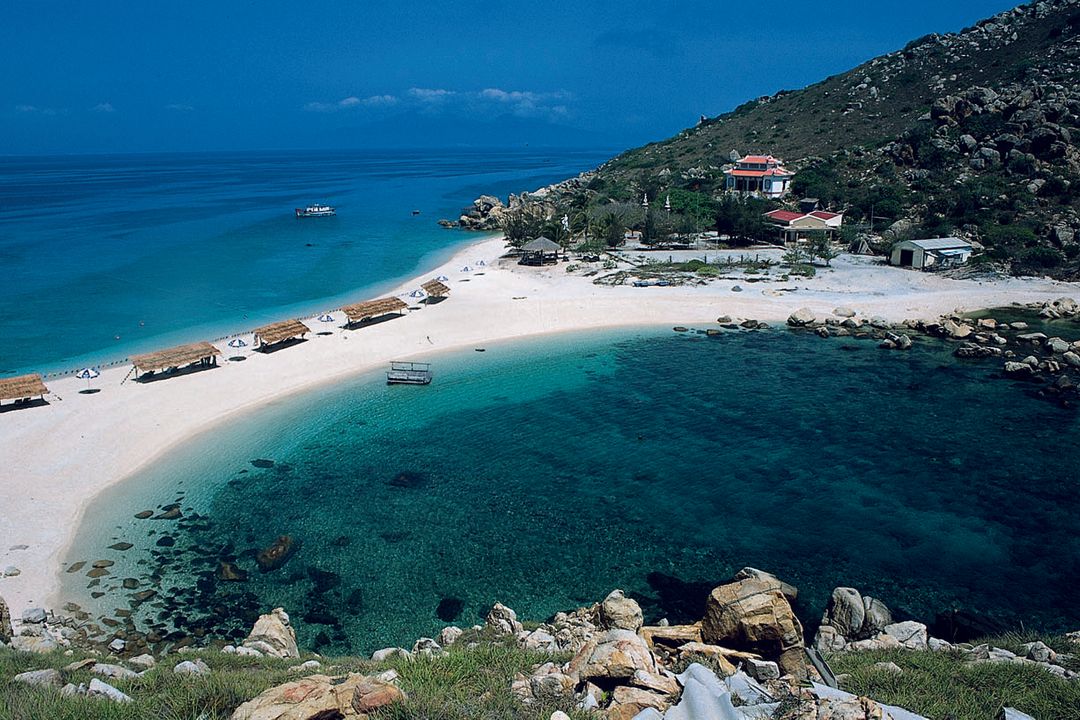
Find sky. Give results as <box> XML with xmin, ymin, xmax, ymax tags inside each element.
<box><xmin>1</xmin><ymin>0</ymin><xmax>1020</xmax><ymax>155</ymax></box>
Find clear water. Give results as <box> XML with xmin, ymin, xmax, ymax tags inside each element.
<box><xmin>0</xmin><ymin>149</ymin><xmax>611</xmax><ymax>375</ymax></box>
<box><xmin>67</xmin><ymin>328</ymin><xmax>1080</xmax><ymax>654</ymax></box>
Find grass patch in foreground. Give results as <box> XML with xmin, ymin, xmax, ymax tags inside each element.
<box><xmin>0</xmin><ymin>643</ymin><xmax>590</xmax><ymax>720</ymax></box>
<box><xmin>827</xmin><ymin>646</ymin><xmax>1080</xmax><ymax>720</ymax></box>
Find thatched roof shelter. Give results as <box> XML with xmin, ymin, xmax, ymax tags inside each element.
<box><xmin>0</xmin><ymin>374</ymin><xmax>49</xmax><ymax>403</ymax></box>
<box><xmin>342</xmin><ymin>297</ymin><xmax>408</xmax><ymax>325</ymax></box>
<box><xmin>254</xmin><ymin>319</ymin><xmax>310</xmax><ymax>347</ymax></box>
<box><xmin>520</xmin><ymin>236</ymin><xmax>562</xmax><ymax>265</ymax></box>
<box><xmin>131</xmin><ymin>342</ymin><xmax>221</xmax><ymax>376</ymax></box>
<box><xmin>421</xmin><ymin>280</ymin><xmax>450</xmax><ymax>298</ymax></box>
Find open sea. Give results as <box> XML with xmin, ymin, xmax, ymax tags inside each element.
<box><xmin>0</xmin><ymin>149</ymin><xmax>612</xmax><ymax>376</ymax></box>
<box><xmin>65</xmin><ymin>326</ymin><xmax>1080</xmax><ymax>655</ymax></box>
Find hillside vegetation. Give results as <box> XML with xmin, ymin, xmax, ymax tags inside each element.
<box><xmin>547</xmin><ymin>0</ymin><xmax>1080</xmax><ymax>278</ymax></box>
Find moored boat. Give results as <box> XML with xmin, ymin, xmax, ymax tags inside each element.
<box><xmin>295</xmin><ymin>204</ymin><xmax>336</xmax><ymax>218</ymax></box>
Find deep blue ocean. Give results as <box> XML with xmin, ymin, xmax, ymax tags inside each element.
<box><xmin>0</xmin><ymin>149</ymin><xmax>611</xmax><ymax>376</ymax></box>
<box><xmin>67</xmin><ymin>327</ymin><xmax>1080</xmax><ymax>655</ymax></box>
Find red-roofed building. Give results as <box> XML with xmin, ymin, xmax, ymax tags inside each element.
<box><xmin>764</xmin><ymin>208</ymin><xmax>843</xmax><ymax>245</ymax></box>
<box><xmin>724</xmin><ymin>154</ymin><xmax>795</xmax><ymax>197</ymax></box>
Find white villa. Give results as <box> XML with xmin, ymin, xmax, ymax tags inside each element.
<box><xmin>724</xmin><ymin>155</ymin><xmax>795</xmax><ymax>198</ymax></box>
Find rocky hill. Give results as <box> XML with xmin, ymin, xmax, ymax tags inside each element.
<box><xmin>540</xmin><ymin>0</ymin><xmax>1080</xmax><ymax>279</ymax></box>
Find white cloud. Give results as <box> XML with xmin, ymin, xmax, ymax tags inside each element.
<box><xmin>361</xmin><ymin>94</ymin><xmax>398</xmax><ymax>107</ymax></box>
<box><xmin>305</xmin><ymin>94</ymin><xmax>399</xmax><ymax>112</ymax></box>
<box><xmin>303</xmin><ymin>87</ymin><xmax>571</xmax><ymax>120</ymax></box>
<box><xmin>15</xmin><ymin>104</ymin><xmax>58</xmax><ymax>116</ymax></box>
<box><xmin>166</xmin><ymin>103</ymin><xmax>194</xmax><ymax>111</ymax></box>
<box><xmin>93</xmin><ymin>102</ymin><xmax>116</xmax><ymax>113</ymax></box>
<box><xmin>408</xmin><ymin>87</ymin><xmax>456</xmax><ymax>102</ymax></box>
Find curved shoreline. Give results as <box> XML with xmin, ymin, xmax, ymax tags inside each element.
<box><xmin>0</xmin><ymin>236</ymin><xmax>1077</xmax><ymax>616</ymax></box>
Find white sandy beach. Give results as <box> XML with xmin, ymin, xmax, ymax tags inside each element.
<box><xmin>0</xmin><ymin>234</ymin><xmax>1077</xmax><ymax>618</ymax></box>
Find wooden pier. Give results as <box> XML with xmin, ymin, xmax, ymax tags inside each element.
<box><xmin>386</xmin><ymin>361</ymin><xmax>432</xmax><ymax>385</ymax></box>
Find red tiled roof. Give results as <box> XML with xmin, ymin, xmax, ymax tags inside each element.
<box><xmin>740</xmin><ymin>155</ymin><xmax>776</xmax><ymax>164</ymax></box>
<box><xmin>729</xmin><ymin>169</ymin><xmax>769</xmax><ymax>177</ymax></box>
<box><xmin>810</xmin><ymin>210</ymin><xmax>841</xmax><ymax>220</ymax></box>
<box><xmin>765</xmin><ymin>210</ymin><xmax>804</xmax><ymax>223</ymax></box>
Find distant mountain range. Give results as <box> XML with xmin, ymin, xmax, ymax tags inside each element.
<box><xmin>561</xmin><ymin>0</ymin><xmax>1080</xmax><ymax>278</ymax></box>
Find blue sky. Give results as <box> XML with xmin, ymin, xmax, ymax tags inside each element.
<box><xmin>1</xmin><ymin>1</ymin><xmax>1018</xmax><ymax>154</ymax></box>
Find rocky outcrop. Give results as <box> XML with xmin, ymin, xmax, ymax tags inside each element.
<box><xmin>243</xmin><ymin>608</ymin><xmax>300</xmax><ymax>659</ymax></box>
<box><xmin>485</xmin><ymin>602</ymin><xmax>523</xmax><ymax>635</ymax></box>
<box><xmin>230</xmin><ymin>672</ymin><xmax>405</xmax><ymax>720</ymax></box>
<box><xmin>701</xmin><ymin>575</ymin><xmax>805</xmax><ymax>677</ymax></box>
<box><xmin>599</xmin><ymin>589</ymin><xmax>643</xmax><ymax>631</ymax></box>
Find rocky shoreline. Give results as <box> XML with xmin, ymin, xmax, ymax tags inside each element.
<box><xmin>785</xmin><ymin>296</ymin><xmax>1080</xmax><ymax>406</ymax></box>
<box><xmin>4</xmin><ymin>567</ymin><xmax>1078</xmax><ymax>719</ymax></box>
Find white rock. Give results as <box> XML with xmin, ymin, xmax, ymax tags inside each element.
<box><xmin>21</xmin><ymin>607</ymin><xmax>47</xmax><ymax>624</ymax></box>
<box><xmin>874</xmin><ymin>661</ymin><xmax>903</xmax><ymax>675</ymax></box>
<box><xmin>242</xmin><ymin>607</ymin><xmax>299</xmax><ymax>659</ymax></box>
<box><xmin>485</xmin><ymin>602</ymin><xmax>523</xmax><ymax>635</ymax></box>
<box><xmin>235</xmin><ymin>646</ymin><xmax>262</xmax><ymax>657</ymax></box>
<box><xmin>883</xmin><ymin>621</ymin><xmax>928</xmax><ymax>650</ymax></box>
<box><xmin>59</xmin><ymin>682</ymin><xmax>84</xmax><ymax>697</ymax></box>
<box><xmin>13</xmin><ymin>668</ymin><xmax>62</xmax><ymax>687</ymax></box>
<box><xmin>371</xmin><ymin>647</ymin><xmax>410</xmax><ymax>662</ymax></box>
<box><xmin>128</xmin><ymin>654</ymin><xmax>156</xmax><ymax>669</ymax></box>
<box><xmin>11</xmin><ymin>635</ymin><xmax>59</xmax><ymax>653</ymax></box>
<box><xmin>87</xmin><ymin>678</ymin><xmax>133</xmax><ymax>703</ymax></box>
<box><xmin>550</xmin><ymin>712</ymin><xmax>572</xmax><ymax>720</ymax></box>
<box><xmin>412</xmin><ymin>637</ymin><xmax>443</xmax><ymax>657</ymax></box>
<box><xmin>221</xmin><ymin>645</ymin><xmax>236</xmax><ymax>654</ymax></box>
<box><xmin>745</xmin><ymin>657</ymin><xmax>780</xmax><ymax>681</ymax></box>
<box><xmin>91</xmin><ymin>663</ymin><xmax>138</xmax><ymax>680</ymax></box>
<box><xmin>292</xmin><ymin>659</ymin><xmax>321</xmax><ymax>671</ymax></box>
<box><xmin>438</xmin><ymin>626</ymin><xmax>464</xmax><ymax>647</ymax></box>
<box><xmin>108</xmin><ymin>638</ymin><xmax>126</xmax><ymax>653</ymax></box>
<box><xmin>173</xmin><ymin>659</ymin><xmax>210</xmax><ymax>676</ymax></box>
<box><xmin>3</xmin><ymin>566</ymin><xmax>20</xmax><ymax>577</ymax></box>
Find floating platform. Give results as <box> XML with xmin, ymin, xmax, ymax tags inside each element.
<box><xmin>386</xmin><ymin>361</ymin><xmax>432</xmax><ymax>385</ymax></box>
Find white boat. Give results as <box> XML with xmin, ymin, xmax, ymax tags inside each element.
<box><xmin>295</xmin><ymin>204</ymin><xmax>336</xmax><ymax>218</ymax></box>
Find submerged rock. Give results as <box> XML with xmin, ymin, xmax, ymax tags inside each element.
<box><xmin>436</xmin><ymin>596</ymin><xmax>464</xmax><ymax>622</ymax></box>
<box><xmin>256</xmin><ymin>535</ymin><xmax>299</xmax><ymax>572</ymax></box>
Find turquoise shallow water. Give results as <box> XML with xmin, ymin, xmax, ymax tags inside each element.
<box><xmin>0</xmin><ymin>149</ymin><xmax>610</xmax><ymax>375</ymax></box>
<box><xmin>67</xmin><ymin>327</ymin><xmax>1080</xmax><ymax>654</ymax></box>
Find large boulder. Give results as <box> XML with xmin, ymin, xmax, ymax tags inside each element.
<box><xmin>883</xmin><ymin>621</ymin><xmax>928</xmax><ymax>650</ymax></box>
<box><xmin>600</xmin><ymin>589</ymin><xmax>643</xmax><ymax>631</ymax></box>
<box><xmin>861</xmin><ymin>596</ymin><xmax>893</xmax><ymax>637</ymax></box>
<box><xmin>485</xmin><ymin>602</ymin><xmax>523</xmax><ymax>635</ymax></box>
<box><xmin>823</xmin><ymin>588</ymin><xmax>865</xmax><ymax>639</ymax></box>
<box><xmin>787</xmin><ymin>308</ymin><xmax>817</xmax><ymax>327</ymax></box>
<box><xmin>230</xmin><ymin>673</ymin><xmax>404</xmax><ymax>720</ymax></box>
<box><xmin>0</xmin><ymin>594</ymin><xmax>11</xmax><ymax>644</ymax></box>
<box><xmin>700</xmin><ymin>576</ymin><xmax>805</xmax><ymax>676</ymax></box>
<box><xmin>567</xmin><ymin>629</ymin><xmax>658</xmax><ymax>683</ymax></box>
<box><xmin>243</xmin><ymin>607</ymin><xmax>300</xmax><ymax>659</ymax></box>
<box><xmin>733</xmin><ymin>567</ymin><xmax>798</xmax><ymax>602</ymax></box>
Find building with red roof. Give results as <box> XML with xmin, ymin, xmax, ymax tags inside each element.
<box><xmin>764</xmin><ymin>207</ymin><xmax>843</xmax><ymax>245</ymax></box>
<box><xmin>724</xmin><ymin>154</ymin><xmax>795</xmax><ymax>198</ymax></box>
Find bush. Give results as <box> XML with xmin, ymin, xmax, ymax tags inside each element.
<box><xmin>1017</xmin><ymin>246</ymin><xmax>1065</xmax><ymax>270</ymax></box>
